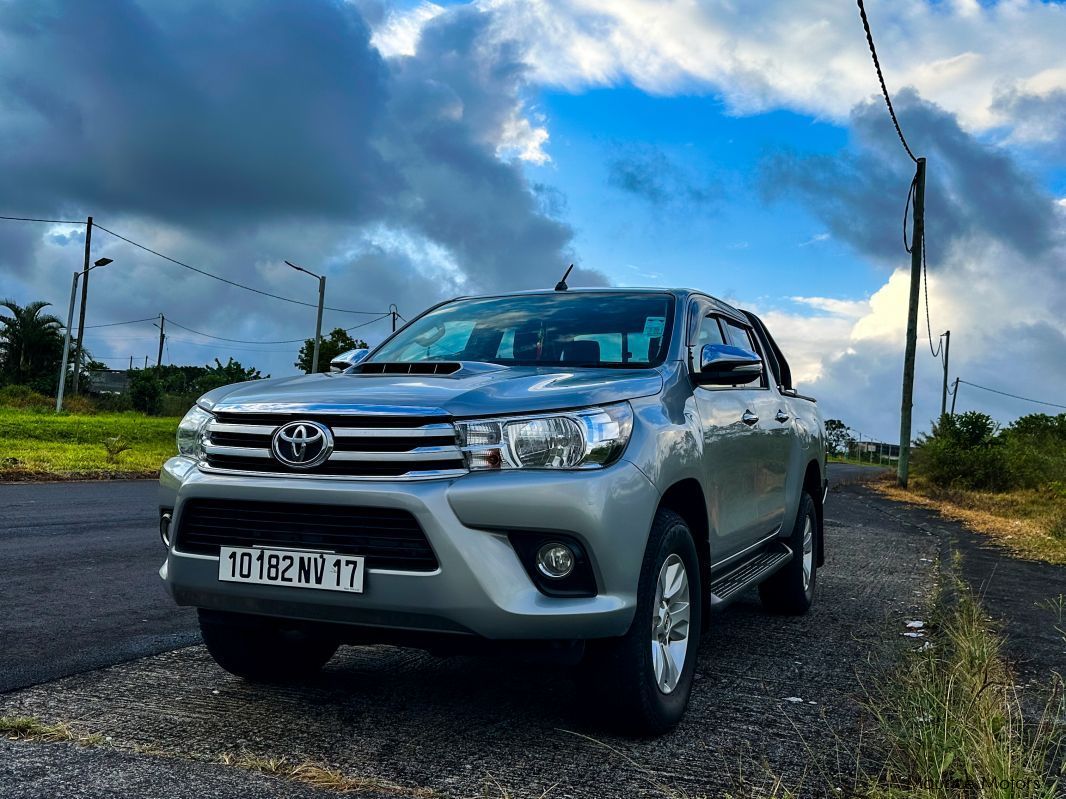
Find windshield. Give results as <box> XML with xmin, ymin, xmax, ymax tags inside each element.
<box><xmin>369</xmin><ymin>292</ymin><xmax>675</xmax><ymax>368</ymax></box>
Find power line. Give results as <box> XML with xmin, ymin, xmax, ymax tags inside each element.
<box><xmin>92</xmin><ymin>223</ymin><xmax>386</xmax><ymax>316</ymax></box>
<box><xmin>0</xmin><ymin>214</ymin><xmax>85</xmax><ymax>225</ymax></box>
<box><xmin>856</xmin><ymin>0</ymin><xmax>918</xmax><ymax>163</ymax></box>
<box><xmin>166</xmin><ymin>318</ymin><xmax>307</xmax><ymax>345</ymax></box>
<box><xmin>165</xmin><ymin>312</ymin><xmax>391</xmax><ymax>345</ymax></box>
<box><xmin>84</xmin><ymin>316</ymin><xmax>158</xmax><ymax>329</ymax></box>
<box><xmin>957</xmin><ymin>380</ymin><xmax>1066</xmax><ymax>411</ymax></box>
<box><xmin>922</xmin><ymin>238</ymin><xmax>941</xmax><ymax>358</ymax></box>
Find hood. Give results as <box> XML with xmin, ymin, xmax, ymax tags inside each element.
<box><xmin>200</xmin><ymin>361</ymin><xmax>663</xmax><ymax>418</ymax></box>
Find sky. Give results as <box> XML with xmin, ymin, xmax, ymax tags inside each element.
<box><xmin>0</xmin><ymin>0</ymin><xmax>1063</xmax><ymax>440</ymax></box>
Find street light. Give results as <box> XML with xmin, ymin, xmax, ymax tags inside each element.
<box><xmin>55</xmin><ymin>257</ymin><xmax>113</xmax><ymax>412</ymax></box>
<box><xmin>285</xmin><ymin>260</ymin><xmax>326</xmax><ymax>374</ymax></box>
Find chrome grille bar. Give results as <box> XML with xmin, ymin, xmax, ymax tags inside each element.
<box><xmin>202</xmin><ymin>413</ymin><xmax>466</xmax><ymax>479</ymax></box>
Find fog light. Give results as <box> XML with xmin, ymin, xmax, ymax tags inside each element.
<box><xmin>159</xmin><ymin>512</ymin><xmax>172</xmax><ymax>548</ymax></box>
<box><xmin>535</xmin><ymin>543</ymin><xmax>575</xmax><ymax>578</ymax></box>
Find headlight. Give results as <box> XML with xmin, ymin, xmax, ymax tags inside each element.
<box><xmin>176</xmin><ymin>405</ymin><xmax>214</xmax><ymax>459</ymax></box>
<box><xmin>456</xmin><ymin>404</ymin><xmax>633</xmax><ymax>471</ymax></box>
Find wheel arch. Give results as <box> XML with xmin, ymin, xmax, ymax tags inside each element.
<box><xmin>801</xmin><ymin>459</ymin><xmax>825</xmax><ymax>566</ymax></box>
<box><xmin>657</xmin><ymin>478</ymin><xmax>711</xmax><ymax>619</ymax></box>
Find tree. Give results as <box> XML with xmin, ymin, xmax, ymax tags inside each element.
<box><xmin>824</xmin><ymin>419</ymin><xmax>854</xmax><ymax>457</ymax></box>
<box><xmin>192</xmin><ymin>358</ymin><xmax>267</xmax><ymax>395</ymax></box>
<box><xmin>295</xmin><ymin>328</ymin><xmax>367</xmax><ymax>373</ymax></box>
<box><xmin>0</xmin><ymin>299</ymin><xmax>65</xmax><ymax>390</ymax></box>
<box><xmin>128</xmin><ymin>369</ymin><xmax>163</xmax><ymax>414</ymax></box>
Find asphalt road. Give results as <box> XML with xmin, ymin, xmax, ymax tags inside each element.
<box><xmin>0</xmin><ymin>480</ymin><xmax>197</xmax><ymax>693</ymax></box>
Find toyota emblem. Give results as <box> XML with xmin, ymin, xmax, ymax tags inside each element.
<box><xmin>271</xmin><ymin>421</ymin><xmax>334</xmax><ymax>469</ymax></box>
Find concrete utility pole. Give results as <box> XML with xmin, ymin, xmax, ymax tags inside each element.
<box><xmin>285</xmin><ymin>260</ymin><xmax>326</xmax><ymax>373</ymax></box>
<box><xmin>950</xmin><ymin>376</ymin><xmax>960</xmax><ymax>415</ymax></box>
<box><xmin>55</xmin><ymin>271</ymin><xmax>80</xmax><ymax>412</ymax></box>
<box><xmin>70</xmin><ymin>216</ymin><xmax>93</xmax><ymax>394</ymax></box>
<box><xmin>156</xmin><ymin>314</ymin><xmax>166</xmax><ymax>368</ymax></box>
<box><xmin>939</xmin><ymin>329</ymin><xmax>951</xmax><ymax>418</ymax></box>
<box><xmin>56</xmin><ymin>256</ymin><xmax>112</xmax><ymax>412</ymax></box>
<box><xmin>897</xmin><ymin>157</ymin><xmax>926</xmax><ymax>488</ymax></box>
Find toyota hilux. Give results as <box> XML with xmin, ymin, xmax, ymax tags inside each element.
<box><xmin>160</xmin><ymin>287</ymin><xmax>826</xmax><ymax>734</ymax></box>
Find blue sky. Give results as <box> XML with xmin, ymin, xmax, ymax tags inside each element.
<box><xmin>526</xmin><ymin>88</ymin><xmax>871</xmax><ymax>300</ymax></box>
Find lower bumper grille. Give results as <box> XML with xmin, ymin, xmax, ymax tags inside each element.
<box><xmin>175</xmin><ymin>500</ymin><xmax>439</xmax><ymax>572</ymax></box>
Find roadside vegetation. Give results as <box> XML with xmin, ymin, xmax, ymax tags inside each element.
<box><xmin>881</xmin><ymin>411</ymin><xmax>1066</xmax><ymax>565</ymax></box>
<box><xmin>0</xmin><ymin>386</ymin><xmax>178</xmax><ymax>479</ymax></box>
<box><xmin>728</xmin><ymin>575</ymin><xmax>1064</xmax><ymax>799</ymax></box>
<box><xmin>861</xmin><ymin>577</ymin><xmax>1063</xmax><ymax>799</ymax></box>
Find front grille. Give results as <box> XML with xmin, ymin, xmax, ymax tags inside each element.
<box><xmin>201</xmin><ymin>412</ymin><xmax>467</xmax><ymax>478</ymax></box>
<box><xmin>175</xmin><ymin>499</ymin><xmax>439</xmax><ymax>571</ymax></box>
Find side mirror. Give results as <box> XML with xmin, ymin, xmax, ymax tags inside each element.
<box><xmin>329</xmin><ymin>348</ymin><xmax>369</xmax><ymax>373</ymax></box>
<box><xmin>694</xmin><ymin>343</ymin><xmax>762</xmax><ymax>386</ymax></box>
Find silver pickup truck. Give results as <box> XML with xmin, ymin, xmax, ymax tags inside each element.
<box><xmin>160</xmin><ymin>287</ymin><xmax>826</xmax><ymax>734</ymax></box>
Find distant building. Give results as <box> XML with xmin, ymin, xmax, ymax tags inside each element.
<box><xmin>88</xmin><ymin>369</ymin><xmax>130</xmax><ymax>394</ymax></box>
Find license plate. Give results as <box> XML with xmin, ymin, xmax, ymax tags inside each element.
<box><xmin>218</xmin><ymin>546</ymin><xmax>365</xmax><ymax>593</ymax></box>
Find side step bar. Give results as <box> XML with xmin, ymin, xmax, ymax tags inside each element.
<box><xmin>709</xmin><ymin>541</ymin><xmax>792</xmax><ymax>607</ymax></box>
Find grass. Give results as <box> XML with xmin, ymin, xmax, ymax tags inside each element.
<box><xmin>861</xmin><ymin>578</ymin><xmax>1064</xmax><ymax>798</ymax></box>
<box><xmin>219</xmin><ymin>753</ymin><xmax>438</xmax><ymax>796</ymax></box>
<box><xmin>875</xmin><ymin>477</ymin><xmax>1066</xmax><ymax>565</ymax></box>
<box><xmin>0</xmin><ymin>716</ymin><xmax>104</xmax><ymax>746</ymax></box>
<box><xmin>0</xmin><ymin>407</ymin><xmax>178</xmax><ymax>479</ymax></box>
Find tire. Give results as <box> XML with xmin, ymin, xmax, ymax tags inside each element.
<box><xmin>198</xmin><ymin>609</ymin><xmax>338</xmax><ymax>682</ymax></box>
<box><xmin>759</xmin><ymin>493</ymin><xmax>817</xmax><ymax>615</ymax></box>
<box><xmin>581</xmin><ymin>508</ymin><xmax>702</xmax><ymax>735</ymax></box>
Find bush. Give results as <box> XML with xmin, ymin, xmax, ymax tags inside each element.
<box><xmin>128</xmin><ymin>371</ymin><xmax>163</xmax><ymax>415</ymax></box>
<box><xmin>0</xmin><ymin>385</ymin><xmax>52</xmax><ymax>410</ymax></box>
<box><xmin>914</xmin><ymin>412</ymin><xmax>1066</xmax><ymax>492</ymax></box>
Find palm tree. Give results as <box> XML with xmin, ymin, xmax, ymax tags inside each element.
<box><xmin>0</xmin><ymin>299</ymin><xmax>65</xmax><ymax>385</ymax></box>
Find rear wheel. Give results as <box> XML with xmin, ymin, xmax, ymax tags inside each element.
<box><xmin>581</xmin><ymin>508</ymin><xmax>702</xmax><ymax>735</ymax></box>
<box><xmin>198</xmin><ymin>609</ymin><xmax>338</xmax><ymax>682</ymax></box>
<box><xmin>759</xmin><ymin>493</ymin><xmax>817</xmax><ymax>615</ymax></box>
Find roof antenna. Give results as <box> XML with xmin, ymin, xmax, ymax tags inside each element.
<box><xmin>555</xmin><ymin>263</ymin><xmax>574</xmax><ymax>291</ymax></box>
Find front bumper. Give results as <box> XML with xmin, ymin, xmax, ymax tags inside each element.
<box><xmin>159</xmin><ymin>457</ymin><xmax>660</xmax><ymax>640</ymax></box>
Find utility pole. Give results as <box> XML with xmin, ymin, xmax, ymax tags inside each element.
<box><xmin>55</xmin><ymin>271</ymin><xmax>80</xmax><ymax>412</ymax></box>
<box><xmin>390</xmin><ymin>304</ymin><xmax>399</xmax><ymax>333</ymax></box>
<box><xmin>896</xmin><ymin>157</ymin><xmax>926</xmax><ymax>488</ymax></box>
<box><xmin>285</xmin><ymin>261</ymin><xmax>326</xmax><ymax>373</ymax></box>
<box><xmin>156</xmin><ymin>314</ymin><xmax>166</xmax><ymax>368</ymax></box>
<box><xmin>70</xmin><ymin>216</ymin><xmax>93</xmax><ymax>394</ymax></box>
<box><xmin>939</xmin><ymin>329</ymin><xmax>951</xmax><ymax>418</ymax></box>
<box><xmin>129</xmin><ymin>355</ymin><xmax>133</xmax><ymax>370</ymax></box>
<box><xmin>950</xmin><ymin>377</ymin><xmax>960</xmax><ymax>415</ymax></box>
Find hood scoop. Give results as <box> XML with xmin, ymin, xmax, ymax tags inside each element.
<box><xmin>356</xmin><ymin>362</ymin><xmax>462</xmax><ymax>376</ymax></box>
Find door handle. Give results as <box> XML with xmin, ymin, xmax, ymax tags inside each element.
<box><xmin>775</xmin><ymin>410</ymin><xmax>790</xmax><ymax>423</ymax></box>
<box><xmin>741</xmin><ymin>410</ymin><xmax>759</xmax><ymax>426</ymax></box>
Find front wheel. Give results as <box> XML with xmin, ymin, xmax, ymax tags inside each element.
<box><xmin>759</xmin><ymin>493</ymin><xmax>818</xmax><ymax>615</ymax></box>
<box><xmin>198</xmin><ymin>609</ymin><xmax>338</xmax><ymax>682</ymax></box>
<box><xmin>581</xmin><ymin>508</ymin><xmax>702</xmax><ymax>735</ymax></box>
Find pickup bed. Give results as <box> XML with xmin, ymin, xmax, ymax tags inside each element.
<box><xmin>160</xmin><ymin>287</ymin><xmax>826</xmax><ymax>734</ymax></box>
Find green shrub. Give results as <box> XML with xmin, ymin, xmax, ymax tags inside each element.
<box><xmin>0</xmin><ymin>385</ymin><xmax>52</xmax><ymax>410</ymax></box>
<box><xmin>128</xmin><ymin>371</ymin><xmax>163</xmax><ymax>415</ymax></box>
<box><xmin>914</xmin><ymin>412</ymin><xmax>1066</xmax><ymax>493</ymax></box>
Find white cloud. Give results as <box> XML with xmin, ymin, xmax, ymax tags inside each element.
<box><xmin>798</xmin><ymin>233</ymin><xmax>831</xmax><ymax>247</ymax></box>
<box><xmin>462</xmin><ymin>0</ymin><xmax>1065</xmax><ymax>142</ymax></box>
<box><xmin>370</xmin><ymin>2</ymin><xmax>445</xmax><ymax>57</ymax></box>
<box><xmin>496</xmin><ymin>107</ymin><xmax>551</xmax><ymax>164</ymax></box>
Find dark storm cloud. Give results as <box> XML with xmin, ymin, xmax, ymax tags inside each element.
<box><xmin>0</xmin><ymin>0</ymin><xmax>396</xmax><ymax>228</ymax></box>
<box><xmin>758</xmin><ymin>89</ymin><xmax>1060</xmax><ymax>266</ymax></box>
<box><xmin>0</xmin><ymin>0</ymin><xmax>605</xmax><ymax>311</ymax></box>
<box><xmin>606</xmin><ymin>145</ymin><xmax>714</xmax><ymax>209</ymax></box>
